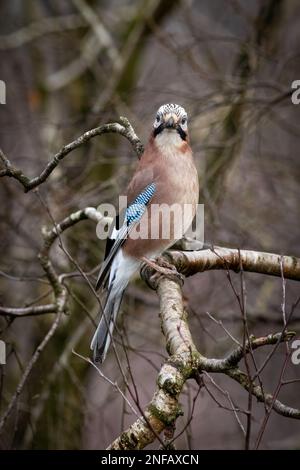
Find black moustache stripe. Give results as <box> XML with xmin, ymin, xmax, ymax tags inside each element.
<box><xmin>153</xmin><ymin>123</ymin><xmax>165</xmax><ymax>137</ymax></box>
<box><xmin>153</xmin><ymin>124</ymin><xmax>187</xmax><ymax>140</ymax></box>
<box><xmin>176</xmin><ymin>127</ymin><xmax>187</xmax><ymax>140</ymax></box>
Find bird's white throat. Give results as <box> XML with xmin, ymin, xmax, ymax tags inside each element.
<box><xmin>155</xmin><ymin>130</ymin><xmax>183</xmax><ymax>152</ymax></box>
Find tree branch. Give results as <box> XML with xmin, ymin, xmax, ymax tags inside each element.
<box><xmin>165</xmin><ymin>247</ymin><xmax>300</xmax><ymax>281</ymax></box>
<box><xmin>108</xmin><ymin>267</ymin><xmax>299</xmax><ymax>449</ymax></box>
<box><xmin>0</xmin><ymin>304</ymin><xmax>57</xmax><ymax>318</ymax></box>
<box><xmin>0</xmin><ymin>117</ymin><xmax>143</xmax><ymax>192</ymax></box>
<box><xmin>2</xmin><ymin>111</ymin><xmax>299</xmax><ymax>449</ymax></box>
<box><xmin>225</xmin><ymin>368</ymin><xmax>300</xmax><ymax>420</ymax></box>
<box><xmin>108</xmin><ymin>276</ymin><xmax>195</xmax><ymax>450</ymax></box>
<box><xmin>0</xmin><ymin>14</ymin><xmax>86</xmax><ymax>50</ymax></box>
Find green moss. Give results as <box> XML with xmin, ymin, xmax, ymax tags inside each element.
<box><xmin>158</xmin><ymin>372</ymin><xmax>184</xmax><ymax>397</ymax></box>
<box><xmin>118</xmin><ymin>431</ymin><xmax>139</xmax><ymax>450</ymax></box>
<box><xmin>148</xmin><ymin>403</ymin><xmax>183</xmax><ymax>426</ymax></box>
<box><xmin>290</xmin><ymin>256</ymin><xmax>300</xmax><ymax>278</ymax></box>
<box><xmin>167</xmin><ymin>351</ymin><xmax>201</xmax><ymax>379</ymax></box>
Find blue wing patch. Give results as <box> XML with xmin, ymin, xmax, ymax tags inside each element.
<box><xmin>125</xmin><ymin>183</ymin><xmax>156</xmax><ymax>226</ymax></box>
<box><xmin>96</xmin><ymin>183</ymin><xmax>156</xmax><ymax>290</ymax></box>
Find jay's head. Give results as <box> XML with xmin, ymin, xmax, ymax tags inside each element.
<box><xmin>153</xmin><ymin>103</ymin><xmax>188</xmax><ymax>142</ymax></box>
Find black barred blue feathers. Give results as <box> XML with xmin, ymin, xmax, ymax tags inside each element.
<box><xmin>126</xmin><ymin>183</ymin><xmax>156</xmax><ymax>225</ymax></box>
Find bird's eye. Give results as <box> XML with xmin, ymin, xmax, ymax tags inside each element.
<box><xmin>156</xmin><ymin>115</ymin><xmax>160</xmax><ymax>122</ymax></box>
<box><xmin>181</xmin><ymin>117</ymin><xmax>187</xmax><ymax>125</ymax></box>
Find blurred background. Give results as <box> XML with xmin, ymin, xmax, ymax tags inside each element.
<box><xmin>0</xmin><ymin>0</ymin><xmax>300</xmax><ymax>450</ymax></box>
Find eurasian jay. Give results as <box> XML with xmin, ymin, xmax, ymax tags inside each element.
<box><xmin>91</xmin><ymin>103</ymin><xmax>199</xmax><ymax>362</ymax></box>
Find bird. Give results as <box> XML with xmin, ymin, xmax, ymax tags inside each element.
<box><xmin>91</xmin><ymin>103</ymin><xmax>199</xmax><ymax>363</ymax></box>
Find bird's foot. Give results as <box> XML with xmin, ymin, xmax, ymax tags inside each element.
<box><xmin>141</xmin><ymin>256</ymin><xmax>184</xmax><ymax>288</ymax></box>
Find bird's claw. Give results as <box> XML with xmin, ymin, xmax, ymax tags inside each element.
<box><xmin>141</xmin><ymin>256</ymin><xmax>184</xmax><ymax>288</ymax></box>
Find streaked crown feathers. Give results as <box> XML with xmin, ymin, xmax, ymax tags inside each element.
<box><xmin>156</xmin><ymin>103</ymin><xmax>187</xmax><ymax>120</ymax></box>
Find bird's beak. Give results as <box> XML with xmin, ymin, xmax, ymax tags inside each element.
<box><xmin>163</xmin><ymin>113</ymin><xmax>178</xmax><ymax>129</ymax></box>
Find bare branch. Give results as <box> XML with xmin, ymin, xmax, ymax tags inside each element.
<box><xmin>200</xmin><ymin>331</ymin><xmax>296</xmax><ymax>371</ymax></box>
<box><xmin>108</xmin><ymin>276</ymin><xmax>195</xmax><ymax>450</ymax></box>
<box><xmin>226</xmin><ymin>367</ymin><xmax>300</xmax><ymax>420</ymax></box>
<box><xmin>72</xmin><ymin>0</ymin><xmax>120</xmax><ymax>65</ymax></box>
<box><xmin>40</xmin><ymin>206</ymin><xmax>112</xmax><ymax>254</ymax></box>
<box><xmin>0</xmin><ymin>118</ymin><xmax>143</xmax><ymax>192</ymax></box>
<box><xmin>0</xmin><ymin>14</ymin><xmax>86</xmax><ymax>50</ymax></box>
<box><xmin>165</xmin><ymin>247</ymin><xmax>300</xmax><ymax>281</ymax></box>
<box><xmin>108</xmin><ymin>268</ymin><xmax>299</xmax><ymax>449</ymax></box>
<box><xmin>0</xmin><ymin>296</ymin><xmax>66</xmax><ymax>433</ymax></box>
<box><xmin>0</xmin><ymin>304</ymin><xmax>56</xmax><ymax>318</ymax></box>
